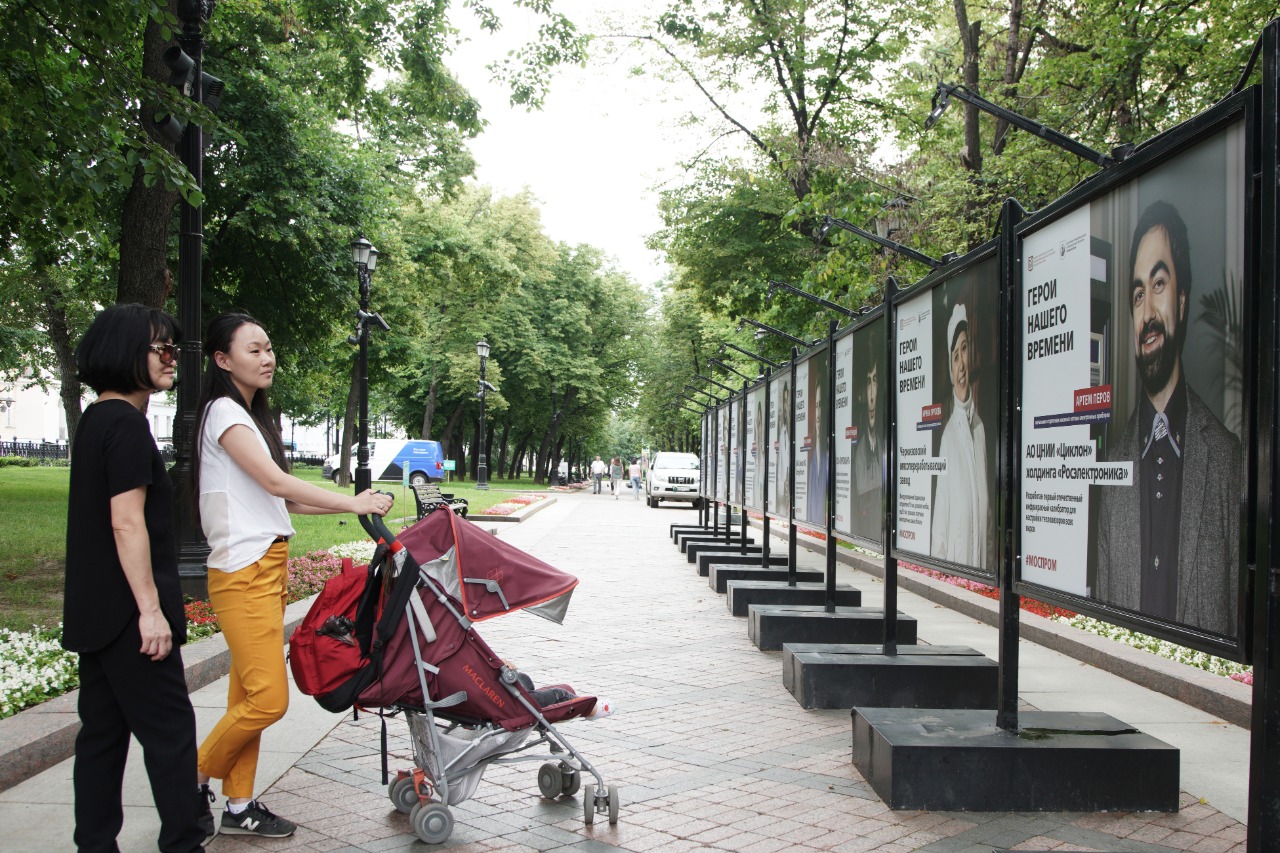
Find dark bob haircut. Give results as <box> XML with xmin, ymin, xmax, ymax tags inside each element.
<box><xmin>76</xmin><ymin>304</ymin><xmax>182</xmax><ymax>395</ymax></box>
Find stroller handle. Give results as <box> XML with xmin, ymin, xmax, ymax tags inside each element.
<box><xmin>358</xmin><ymin>491</ymin><xmax>398</xmax><ymax>543</ymax></box>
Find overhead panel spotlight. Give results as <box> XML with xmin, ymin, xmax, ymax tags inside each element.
<box><xmin>923</xmin><ymin>85</ymin><xmax>951</xmax><ymax>130</ymax></box>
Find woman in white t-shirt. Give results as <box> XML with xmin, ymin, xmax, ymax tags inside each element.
<box><xmin>190</xmin><ymin>313</ymin><xmax>389</xmax><ymax>838</ymax></box>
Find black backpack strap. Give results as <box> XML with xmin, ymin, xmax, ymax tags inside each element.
<box><xmin>369</xmin><ymin>546</ymin><xmax>422</xmax><ymax>670</ymax></box>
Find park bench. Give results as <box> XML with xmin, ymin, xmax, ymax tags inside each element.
<box><xmin>411</xmin><ymin>482</ymin><xmax>469</xmax><ymax>520</ymax></box>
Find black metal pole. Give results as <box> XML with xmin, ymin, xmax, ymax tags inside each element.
<box><xmin>354</xmin><ymin>264</ymin><xmax>371</xmax><ymax>495</ymax></box>
<box><xmin>996</xmin><ymin>198</ymin><xmax>1026</xmax><ymax>732</ymax></box>
<box><xmin>825</xmin><ymin>320</ymin><xmax>838</xmax><ymax>611</ymax></box>
<box><xmin>788</xmin><ymin>346</ymin><xmax>798</xmax><ymax>584</ymax></box>
<box><xmin>712</xmin><ymin>405</ymin><xmax>720</xmax><ymax>532</ymax></box>
<box><xmin>1249</xmin><ymin>18</ymin><xmax>1280</xmax><ymax>851</ymax></box>
<box><xmin>761</xmin><ymin>367</ymin><xmax>772</xmax><ymax>567</ymax></box>
<box><xmin>739</xmin><ymin>381</ymin><xmax>748</xmax><ymax>553</ymax></box>
<box><xmin>724</xmin><ymin>394</ymin><xmax>733</xmax><ymax>545</ymax></box>
<box><xmin>477</xmin><ymin>354</ymin><xmax>489</xmax><ymax>490</ymax></box>
<box><xmin>172</xmin><ymin>10</ymin><xmax>210</xmax><ymax>599</ymax></box>
<box><xmin>883</xmin><ymin>280</ymin><xmax>899</xmax><ymax>655</ymax></box>
<box><xmin>701</xmin><ymin>412</ymin><xmax>709</xmax><ymax>527</ymax></box>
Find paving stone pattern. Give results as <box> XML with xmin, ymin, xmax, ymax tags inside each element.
<box><xmin>207</xmin><ymin>493</ymin><xmax>1248</xmax><ymax>852</ymax></box>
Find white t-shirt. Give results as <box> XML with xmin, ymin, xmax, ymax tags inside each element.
<box><xmin>591</xmin><ymin>459</ymin><xmax>606</xmax><ymax>475</ymax></box>
<box><xmin>199</xmin><ymin>397</ymin><xmax>294</xmax><ymax>572</ymax></box>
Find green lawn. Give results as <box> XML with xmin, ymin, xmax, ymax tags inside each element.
<box><xmin>0</xmin><ymin>465</ymin><xmax>551</xmax><ymax>632</ymax></box>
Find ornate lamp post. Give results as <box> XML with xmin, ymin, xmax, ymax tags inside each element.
<box><xmin>475</xmin><ymin>339</ymin><xmax>491</xmax><ymax>490</ymax></box>
<box><xmin>171</xmin><ymin>0</ymin><xmax>217</xmax><ymax>599</ymax></box>
<box><xmin>350</xmin><ymin>237</ymin><xmax>380</xmax><ymax>494</ymax></box>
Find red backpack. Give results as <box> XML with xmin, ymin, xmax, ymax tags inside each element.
<box><xmin>289</xmin><ymin>557</ymin><xmax>381</xmax><ymax>706</ymax></box>
<box><xmin>289</xmin><ymin>543</ymin><xmax>422</xmax><ymax>713</ymax></box>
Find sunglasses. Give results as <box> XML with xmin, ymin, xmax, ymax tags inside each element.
<box><xmin>148</xmin><ymin>343</ymin><xmax>179</xmax><ymax>363</ymax></box>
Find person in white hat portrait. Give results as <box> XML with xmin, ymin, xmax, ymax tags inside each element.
<box><xmin>931</xmin><ymin>301</ymin><xmax>991</xmax><ymax>568</ymax></box>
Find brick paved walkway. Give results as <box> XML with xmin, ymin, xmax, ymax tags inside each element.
<box><xmin>206</xmin><ymin>493</ymin><xmax>1249</xmax><ymax>852</ymax></box>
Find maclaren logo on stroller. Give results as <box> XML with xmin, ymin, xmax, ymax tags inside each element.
<box><xmin>462</xmin><ymin>662</ymin><xmax>505</xmax><ymax>708</ymax></box>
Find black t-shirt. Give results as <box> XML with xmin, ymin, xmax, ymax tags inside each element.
<box><xmin>62</xmin><ymin>399</ymin><xmax>186</xmax><ymax>653</ymax></box>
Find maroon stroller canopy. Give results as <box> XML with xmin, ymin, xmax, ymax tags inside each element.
<box><xmin>396</xmin><ymin>509</ymin><xmax>578</xmax><ymax>623</ymax></box>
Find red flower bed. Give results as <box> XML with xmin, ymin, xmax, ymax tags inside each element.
<box><xmin>900</xmin><ymin>561</ymin><xmax>1076</xmax><ymax>620</ymax></box>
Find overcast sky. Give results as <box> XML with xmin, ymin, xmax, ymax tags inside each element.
<box><xmin>447</xmin><ymin>1</ymin><xmax>700</xmax><ymax>288</ymax></box>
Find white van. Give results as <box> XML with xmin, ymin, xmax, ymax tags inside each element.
<box><xmin>645</xmin><ymin>451</ymin><xmax>701</xmax><ymax>508</ymax></box>
<box><xmin>322</xmin><ymin>439</ymin><xmax>446</xmax><ymax>485</ymax></box>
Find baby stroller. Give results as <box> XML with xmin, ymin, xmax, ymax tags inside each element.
<box><xmin>291</xmin><ymin>507</ymin><xmax>618</xmax><ymax>845</ymax></box>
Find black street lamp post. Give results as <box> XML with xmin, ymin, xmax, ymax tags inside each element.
<box><xmin>171</xmin><ymin>0</ymin><xmax>216</xmax><ymax>599</ymax></box>
<box><xmin>476</xmin><ymin>339</ymin><xmax>491</xmax><ymax>490</ymax></box>
<box><xmin>349</xmin><ymin>237</ymin><xmax>383</xmax><ymax>494</ymax></box>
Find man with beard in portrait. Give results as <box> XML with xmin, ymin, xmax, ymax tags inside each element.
<box><xmin>1095</xmin><ymin>201</ymin><xmax>1240</xmax><ymax>636</ymax></box>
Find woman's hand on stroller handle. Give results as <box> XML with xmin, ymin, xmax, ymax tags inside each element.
<box><xmin>356</xmin><ymin>490</ymin><xmax>395</xmax><ymax>540</ymax></box>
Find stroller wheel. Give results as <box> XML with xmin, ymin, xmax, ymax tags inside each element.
<box><xmin>409</xmin><ymin>801</ymin><xmax>453</xmax><ymax>845</ymax></box>
<box><xmin>560</xmin><ymin>762</ymin><xmax>581</xmax><ymax>797</ymax></box>
<box><xmin>608</xmin><ymin>783</ymin><xmax>620</xmax><ymax>825</ymax></box>
<box><xmin>582</xmin><ymin>783</ymin><xmax>596</xmax><ymax>825</ymax></box>
<box><xmin>389</xmin><ymin>775</ymin><xmax>419</xmax><ymax>814</ymax></box>
<box><xmin>538</xmin><ymin>761</ymin><xmax>564</xmax><ymax>799</ymax></box>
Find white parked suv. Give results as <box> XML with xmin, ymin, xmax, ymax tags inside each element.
<box><xmin>645</xmin><ymin>451</ymin><xmax>701</xmax><ymax>508</ymax></box>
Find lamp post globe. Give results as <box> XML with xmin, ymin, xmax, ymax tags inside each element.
<box><xmin>476</xmin><ymin>339</ymin><xmax>490</xmax><ymax>489</ymax></box>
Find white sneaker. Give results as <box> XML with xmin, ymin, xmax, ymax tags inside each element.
<box><xmin>586</xmin><ymin>697</ymin><xmax>615</xmax><ymax>720</ymax></box>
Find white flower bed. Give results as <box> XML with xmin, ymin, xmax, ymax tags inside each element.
<box><xmin>1057</xmin><ymin>614</ymin><xmax>1252</xmax><ymax>683</ymax></box>
<box><xmin>0</xmin><ymin>625</ymin><xmax>79</xmax><ymax>719</ymax></box>
<box><xmin>327</xmin><ymin>540</ymin><xmax>377</xmax><ymax>562</ymax></box>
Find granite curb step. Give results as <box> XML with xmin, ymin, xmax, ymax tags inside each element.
<box><xmin>0</xmin><ymin>596</ymin><xmax>313</xmax><ymax>794</ymax></box>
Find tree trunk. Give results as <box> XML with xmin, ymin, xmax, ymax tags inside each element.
<box><xmin>419</xmin><ymin>376</ymin><xmax>438</xmax><ymax>439</ymax></box>
<box><xmin>508</xmin><ymin>433</ymin><xmax>530</xmax><ymax>479</ymax></box>
<box><xmin>117</xmin><ymin>12</ymin><xmax>181</xmax><ymax>308</ymax></box>
<box><xmin>441</xmin><ymin>403</ymin><xmax>464</xmax><ymax>460</ymax></box>
<box><xmin>337</xmin><ymin>360</ymin><xmax>358</xmax><ymax>488</ymax></box>
<box><xmin>954</xmin><ymin>1</ymin><xmax>982</xmax><ymax>176</ymax></box>
<box><xmin>992</xmin><ymin>0</ymin><xmax>1024</xmax><ymax>155</ymax></box>
<box><xmin>39</xmin><ymin>273</ymin><xmax>83</xmax><ymax>445</ymax></box>
<box><xmin>496</xmin><ymin>421</ymin><xmax>511</xmax><ymax>478</ymax></box>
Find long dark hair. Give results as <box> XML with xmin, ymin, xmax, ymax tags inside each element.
<box><xmin>189</xmin><ymin>313</ymin><xmax>290</xmax><ymax>513</ymax></box>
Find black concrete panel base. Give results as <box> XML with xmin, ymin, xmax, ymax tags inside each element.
<box><xmin>851</xmin><ymin>708</ymin><xmax>1180</xmax><ymax>812</ymax></box>
<box><xmin>782</xmin><ymin>645</ymin><xmax>995</xmax><ymax>710</ymax></box>
<box><xmin>747</xmin><ymin>606</ymin><xmax>917</xmax><ymax>651</ymax></box>
<box><xmin>697</xmin><ymin>551</ymin><xmax>789</xmax><ymax>576</ymax></box>
<box><xmin>675</xmin><ymin>531</ymin><xmax>753</xmax><ymax>551</ymax></box>
<box><xmin>726</xmin><ymin>581</ymin><xmax>862</xmax><ymax>616</ymax></box>
<box><xmin>708</xmin><ymin>564</ymin><xmax>823</xmax><ymax>590</ymax></box>
<box><xmin>669</xmin><ymin>521</ymin><xmax>740</xmax><ymax>541</ymax></box>
<box><xmin>685</xmin><ymin>540</ymin><xmax>757</xmax><ymax>563</ymax></box>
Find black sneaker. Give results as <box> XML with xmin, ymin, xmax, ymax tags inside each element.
<box><xmin>219</xmin><ymin>800</ymin><xmax>297</xmax><ymax>837</ymax></box>
<box><xmin>196</xmin><ymin>784</ymin><xmax>217</xmax><ymax>845</ymax></box>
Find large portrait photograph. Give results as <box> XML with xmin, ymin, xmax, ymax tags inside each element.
<box><xmin>1019</xmin><ymin>121</ymin><xmax>1246</xmax><ymax>639</ymax></box>
<box><xmin>805</xmin><ymin>345</ymin><xmax>830</xmax><ymax>528</ymax></box>
<box><xmin>848</xmin><ymin>318</ymin><xmax>886</xmax><ymax>549</ymax></box>
<box><xmin>772</xmin><ymin>372</ymin><xmax>793</xmax><ymax>519</ymax></box>
<box><xmin>894</xmin><ymin>255</ymin><xmax>1000</xmax><ymax>577</ymax></box>
<box><xmin>746</xmin><ymin>384</ymin><xmax>765</xmax><ymax>512</ymax></box>
<box><xmin>793</xmin><ymin>359</ymin><xmax>810</xmax><ymax>525</ymax></box>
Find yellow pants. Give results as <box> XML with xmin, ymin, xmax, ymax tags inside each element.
<box><xmin>198</xmin><ymin>541</ymin><xmax>290</xmax><ymax>799</ymax></box>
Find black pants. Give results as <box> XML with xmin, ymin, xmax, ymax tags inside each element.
<box><xmin>73</xmin><ymin>620</ymin><xmax>203</xmax><ymax>853</ymax></box>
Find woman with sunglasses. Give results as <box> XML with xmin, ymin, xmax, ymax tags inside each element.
<box><xmin>62</xmin><ymin>304</ymin><xmax>209</xmax><ymax>851</ymax></box>
<box><xmin>189</xmin><ymin>312</ymin><xmax>389</xmax><ymax>838</ymax></box>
